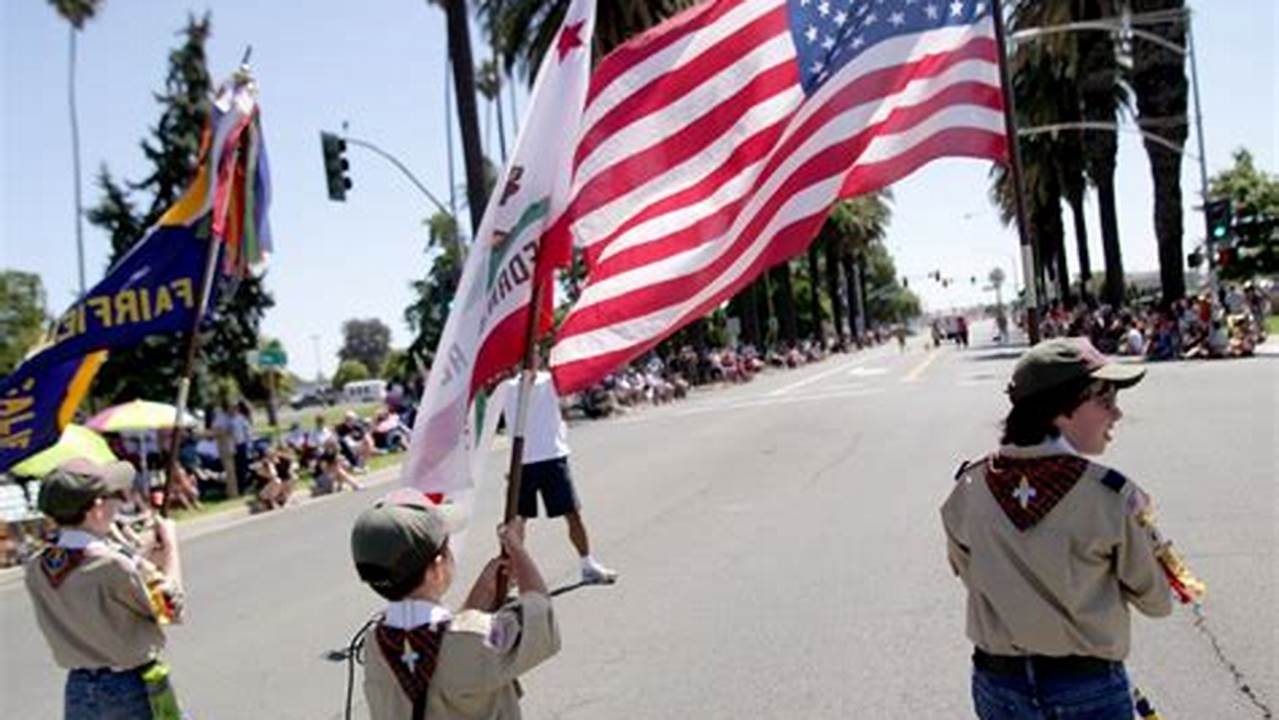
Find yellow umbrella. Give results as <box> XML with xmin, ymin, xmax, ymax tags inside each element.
<box><xmin>11</xmin><ymin>424</ymin><xmax>117</xmax><ymax>477</ymax></box>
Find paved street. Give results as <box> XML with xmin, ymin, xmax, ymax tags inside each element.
<box><xmin>2</xmin><ymin>323</ymin><xmax>1275</xmax><ymax>718</ymax></box>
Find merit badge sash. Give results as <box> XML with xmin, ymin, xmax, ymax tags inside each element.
<box><xmin>985</xmin><ymin>454</ymin><xmax>1088</xmax><ymax>531</ymax></box>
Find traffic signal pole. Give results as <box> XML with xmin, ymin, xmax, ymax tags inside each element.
<box><xmin>1186</xmin><ymin>10</ymin><xmax>1216</xmax><ymax>291</ymax></box>
<box><xmin>991</xmin><ymin>2</ymin><xmax>1039</xmax><ymax>344</ymax></box>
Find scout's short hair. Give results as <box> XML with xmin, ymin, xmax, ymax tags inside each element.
<box><xmin>1001</xmin><ymin>376</ymin><xmax>1097</xmax><ymax>446</ymax></box>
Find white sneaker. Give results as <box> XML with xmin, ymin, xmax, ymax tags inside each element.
<box><xmin>581</xmin><ymin>561</ymin><xmax>619</xmax><ymax>585</ymax></box>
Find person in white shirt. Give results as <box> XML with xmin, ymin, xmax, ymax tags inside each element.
<box><xmin>500</xmin><ymin>371</ymin><xmax>618</xmax><ymax>584</ymax></box>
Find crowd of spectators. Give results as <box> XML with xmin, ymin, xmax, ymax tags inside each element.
<box><xmin>567</xmin><ymin>332</ymin><xmax>899</xmax><ymax>419</ymax></box>
<box><xmin>1036</xmin><ymin>281</ymin><xmax>1271</xmax><ymax>361</ymax></box>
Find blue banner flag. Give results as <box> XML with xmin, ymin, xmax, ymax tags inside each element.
<box><xmin>0</xmin><ymin>354</ymin><xmax>106</xmax><ymax>471</ymax></box>
<box><xmin>32</xmin><ymin>224</ymin><xmax>217</xmax><ymax>372</ymax></box>
<box><xmin>0</xmin><ymin>224</ymin><xmax>214</xmax><ymax>473</ymax></box>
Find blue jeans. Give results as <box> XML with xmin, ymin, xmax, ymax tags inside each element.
<box><xmin>65</xmin><ymin>667</ymin><xmax>153</xmax><ymax>720</ymax></box>
<box><xmin>972</xmin><ymin>661</ymin><xmax>1134</xmax><ymax>719</ymax></box>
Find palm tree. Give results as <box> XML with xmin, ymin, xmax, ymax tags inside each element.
<box><xmin>1129</xmin><ymin>0</ymin><xmax>1189</xmax><ymax>301</ymax></box>
<box><xmin>475</xmin><ymin>58</ymin><xmax>505</xmax><ymax>162</ymax></box>
<box><xmin>48</xmin><ymin>0</ymin><xmax>102</xmax><ymax>297</ymax></box>
<box><xmin>805</xmin><ymin>241</ymin><xmax>824</xmax><ymax>346</ymax></box>
<box><xmin>432</xmin><ymin>0</ymin><xmax>488</xmax><ymax>234</ymax></box>
<box><xmin>826</xmin><ymin>194</ymin><xmax>892</xmax><ymax>341</ymax></box>
<box><xmin>1075</xmin><ymin>0</ymin><xmax>1129</xmax><ymax>306</ymax></box>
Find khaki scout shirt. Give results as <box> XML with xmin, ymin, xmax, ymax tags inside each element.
<box><xmin>363</xmin><ymin>592</ymin><xmax>561</xmax><ymax>720</ymax></box>
<box><xmin>940</xmin><ymin>440</ymin><xmax>1172</xmax><ymax>661</ymax></box>
<box><xmin>24</xmin><ymin>530</ymin><xmax>167</xmax><ymax>670</ymax></box>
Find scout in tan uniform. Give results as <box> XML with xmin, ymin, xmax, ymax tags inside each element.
<box><xmin>941</xmin><ymin>338</ymin><xmax>1173</xmax><ymax>720</ymax></box>
<box><xmin>24</xmin><ymin>458</ymin><xmax>186</xmax><ymax>720</ymax></box>
<box><xmin>351</xmin><ymin>490</ymin><xmax>560</xmax><ymax>720</ymax></box>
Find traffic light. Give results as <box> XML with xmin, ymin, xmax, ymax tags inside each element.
<box><xmin>901</xmin><ymin>276</ymin><xmax>909</xmax><ymax>288</ymax></box>
<box><xmin>1204</xmin><ymin>198</ymin><xmax>1232</xmax><ymax>242</ymax></box>
<box><xmin>321</xmin><ymin>131</ymin><xmax>352</xmax><ymax>201</ymax></box>
<box><xmin>1216</xmin><ymin>246</ymin><xmax>1235</xmax><ymax>268</ymax></box>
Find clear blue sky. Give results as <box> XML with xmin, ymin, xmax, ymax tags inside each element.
<box><xmin>3</xmin><ymin>1</ymin><xmax>1275</xmax><ymax>380</ymax></box>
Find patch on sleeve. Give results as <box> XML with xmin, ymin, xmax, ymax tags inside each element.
<box><xmin>1099</xmin><ymin>469</ymin><xmax>1128</xmax><ymax>493</ymax></box>
<box><xmin>486</xmin><ymin>606</ymin><xmax>524</xmax><ymax>652</ymax></box>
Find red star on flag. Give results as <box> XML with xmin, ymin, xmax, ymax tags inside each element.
<box><xmin>556</xmin><ymin>19</ymin><xmax>585</xmax><ymax>63</ymax></box>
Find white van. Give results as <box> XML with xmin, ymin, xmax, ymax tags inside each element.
<box><xmin>343</xmin><ymin>379</ymin><xmax>387</xmax><ymax>404</ymax></box>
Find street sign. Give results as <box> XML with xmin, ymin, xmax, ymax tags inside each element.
<box><xmin>256</xmin><ymin>341</ymin><xmax>288</xmax><ymax>369</ymax></box>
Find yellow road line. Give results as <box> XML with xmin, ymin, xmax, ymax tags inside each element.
<box><xmin>901</xmin><ymin>350</ymin><xmax>941</xmax><ymax>383</ymax></box>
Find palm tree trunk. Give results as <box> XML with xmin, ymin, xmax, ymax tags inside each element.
<box><xmin>1148</xmin><ymin>148</ymin><xmax>1186</xmax><ymax>301</ymax></box>
<box><xmin>841</xmin><ymin>254</ymin><xmax>861</xmax><ymax>345</ymax></box>
<box><xmin>1066</xmin><ymin>193</ymin><xmax>1092</xmax><ymax>303</ymax></box>
<box><xmin>770</xmin><ymin>263</ymin><xmax>798</xmax><ymax>347</ymax></box>
<box><xmin>69</xmin><ymin>27</ymin><xmax>86</xmax><ymax>296</ymax></box>
<box><xmin>1097</xmin><ymin>174</ymin><xmax>1125</xmax><ymax>306</ymax></box>
<box><xmin>824</xmin><ymin>239</ymin><xmax>846</xmax><ymax>347</ymax></box>
<box><xmin>806</xmin><ymin>243</ymin><xmax>824</xmax><ymax>346</ymax></box>
<box><xmin>1132</xmin><ymin>0</ymin><xmax>1189</xmax><ymax>302</ymax></box>
<box><xmin>444</xmin><ymin>46</ymin><xmax>458</xmax><ymax>218</ymax></box>
<box><xmin>445</xmin><ymin>0</ymin><xmax>488</xmax><ymax>234</ymax></box>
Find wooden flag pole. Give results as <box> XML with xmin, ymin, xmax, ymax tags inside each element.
<box><xmin>160</xmin><ymin>220</ymin><xmax>222</xmax><ymax>518</ymax></box>
<box><xmin>492</xmin><ymin>274</ymin><xmax>548</xmax><ymax>606</ymax></box>
<box><xmin>990</xmin><ymin>2</ymin><xmax>1040</xmax><ymax>345</ymax></box>
<box><xmin>160</xmin><ymin>52</ymin><xmax>253</xmax><ymax>517</ymax></box>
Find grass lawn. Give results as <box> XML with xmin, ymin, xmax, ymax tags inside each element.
<box><xmin>1267</xmin><ymin>314</ymin><xmax>1279</xmax><ymax>337</ymax></box>
<box><xmin>251</xmin><ymin>401</ymin><xmax>383</xmax><ymax>436</ymax></box>
<box><xmin>170</xmin><ymin>449</ymin><xmax>404</xmax><ymax>523</ymax></box>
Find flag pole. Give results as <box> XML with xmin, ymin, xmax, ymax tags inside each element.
<box><xmin>160</xmin><ymin>220</ymin><xmax>222</xmax><ymax>517</ymax></box>
<box><xmin>492</xmin><ymin>272</ymin><xmax>547</xmax><ymax>606</ymax></box>
<box><xmin>160</xmin><ymin>53</ymin><xmax>253</xmax><ymax>517</ymax></box>
<box><xmin>990</xmin><ymin>2</ymin><xmax>1040</xmax><ymax>344</ymax></box>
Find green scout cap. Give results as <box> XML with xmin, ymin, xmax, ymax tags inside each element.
<box><xmin>351</xmin><ymin>489</ymin><xmax>462</xmax><ymax>596</ymax></box>
<box><xmin>1008</xmin><ymin>337</ymin><xmax>1145</xmax><ymax>404</ymax></box>
<box><xmin>38</xmin><ymin>458</ymin><xmax>136</xmax><ymax>521</ymax></box>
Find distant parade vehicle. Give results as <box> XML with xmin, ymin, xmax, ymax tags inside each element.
<box><xmin>342</xmin><ymin>379</ymin><xmax>388</xmax><ymax>404</ymax></box>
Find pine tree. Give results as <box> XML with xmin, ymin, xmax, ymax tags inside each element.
<box><xmin>85</xmin><ymin>13</ymin><xmax>273</xmax><ymax>407</ymax></box>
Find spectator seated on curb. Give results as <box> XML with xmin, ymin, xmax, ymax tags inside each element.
<box><xmin>312</xmin><ymin>439</ymin><xmax>363</xmax><ymax>497</ymax></box>
<box><xmin>370</xmin><ymin>411</ymin><xmax>409</xmax><ymax>453</ymax></box>
<box><xmin>336</xmin><ymin>411</ymin><xmax>375</xmax><ymax>472</ymax></box>
<box><xmin>248</xmin><ymin>447</ymin><xmax>298</xmax><ymax>512</ymax></box>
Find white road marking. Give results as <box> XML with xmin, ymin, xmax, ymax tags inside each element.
<box><xmin>767</xmin><ymin>357</ymin><xmax>869</xmax><ymax>397</ymax></box>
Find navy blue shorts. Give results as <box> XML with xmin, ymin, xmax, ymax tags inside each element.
<box><xmin>518</xmin><ymin>457</ymin><xmax>580</xmax><ymax>518</ymax></box>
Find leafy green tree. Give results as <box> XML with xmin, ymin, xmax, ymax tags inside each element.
<box><xmin>1209</xmin><ymin>149</ymin><xmax>1279</xmax><ymax>279</ymax></box>
<box><xmin>405</xmin><ymin>211</ymin><xmax>463</xmax><ymax>368</ymax></box>
<box><xmin>0</xmin><ymin>271</ymin><xmax>49</xmax><ymax>376</ymax></box>
<box><xmin>84</xmin><ymin>14</ymin><xmax>274</xmax><ymax>405</ymax></box>
<box><xmin>339</xmin><ymin>319</ymin><xmax>392</xmax><ymax>378</ymax></box>
<box><xmin>332</xmin><ymin>360</ymin><xmax>371</xmax><ymax>390</ymax></box>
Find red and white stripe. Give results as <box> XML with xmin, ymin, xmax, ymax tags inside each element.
<box><xmin>550</xmin><ymin>0</ymin><xmax>1006</xmax><ymax>392</ymax></box>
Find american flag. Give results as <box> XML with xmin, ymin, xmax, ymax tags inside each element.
<box><xmin>549</xmin><ymin>0</ymin><xmax>1008</xmax><ymax>392</ymax></box>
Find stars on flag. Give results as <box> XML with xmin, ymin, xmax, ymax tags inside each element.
<box><xmin>789</xmin><ymin>0</ymin><xmax>994</xmax><ymax>95</ymax></box>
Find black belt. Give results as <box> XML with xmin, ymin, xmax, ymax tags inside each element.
<box><xmin>973</xmin><ymin>648</ymin><xmax>1120</xmax><ymax>679</ymax></box>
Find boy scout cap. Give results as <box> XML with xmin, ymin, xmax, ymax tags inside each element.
<box><xmin>1008</xmin><ymin>337</ymin><xmax>1145</xmax><ymax>404</ymax></box>
<box><xmin>38</xmin><ymin>458</ymin><xmax>136</xmax><ymax>519</ymax></box>
<box><xmin>351</xmin><ymin>490</ymin><xmax>462</xmax><ymax>593</ymax></box>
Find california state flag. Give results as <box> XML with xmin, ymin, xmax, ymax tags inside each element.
<box><xmin>400</xmin><ymin>0</ymin><xmax>597</xmax><ymax>505</ymax></box>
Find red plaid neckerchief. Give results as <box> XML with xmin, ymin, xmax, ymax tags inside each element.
<box><xmin>985</xmin><ymin>454</ymin><xmax>1089</xmax><ymax>531</ymax></box>
<box><xmin>39</xmin><ymin>546</ymin><xmax>87</xmax><ymax>589</ymax></box>
<box><xmin>374</xmin><ymin>621</ymin><xmax>449</xmax><ymax>707</ymax></box>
